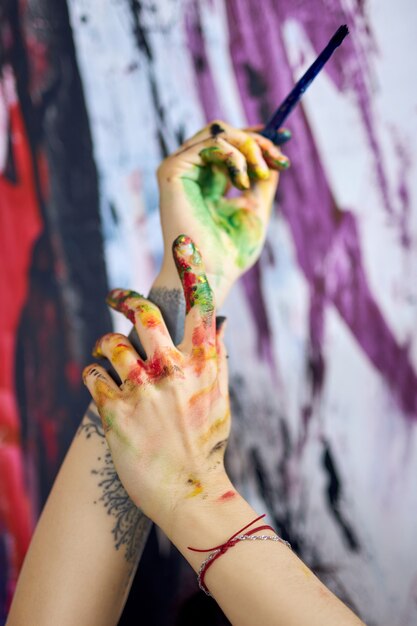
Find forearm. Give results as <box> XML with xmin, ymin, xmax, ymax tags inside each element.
<box><xmin>8</xmin><ymin>283</ymin><xmax>185</xmax><ymax>626</ymax></box>
<box><xmin>8</xmin><ymin>402</ymin><xmax>149</xmax><ymax>626</ymax></box>
<box><xmin>166</xmin><ymin>482</ymin><xmax>364</xmax><ymax>626</ymax></box>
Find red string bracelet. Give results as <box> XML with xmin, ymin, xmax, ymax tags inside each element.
<box><xmin>188</xmin><ymin>514</ymin><xmax>291</xmax><ymax>596</ymax></box>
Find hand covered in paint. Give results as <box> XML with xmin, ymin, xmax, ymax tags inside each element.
<box><xmin>83</xmin><ymin>236</ymin><xmax>232</xmax><ymax>531</ymax></box>
<box><xmin>154</xmin><ymin>120</ymin><xmax>290</xmax><ymax>305</ymax></box>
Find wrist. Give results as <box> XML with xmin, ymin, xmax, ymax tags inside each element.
<box><xmin>151</xmin><ymin>259</ymin><xmax>182</xmax><ymax>293</ymax></box>
<box><xmin>162</xmin><ymin>475</ymin><xmax>258</xmax><ymax>572</ymax></box>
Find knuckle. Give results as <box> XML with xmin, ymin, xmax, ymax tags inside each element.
<box><xmin>100</xmin><ymin>332</ymin><xmax>127</xmax><ymax>350</ymax></box>
<box><xmin>157</xmin><ymin>158</ymin><xmax>170</xmax><ymax>178</ymax></box>
<box><xmin>134</xmin><ymin>298</ymin><xmax>161</xmax><ymax>318</ymax></box>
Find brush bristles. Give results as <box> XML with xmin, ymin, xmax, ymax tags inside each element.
<box><xmin>332</xmin><ymin>24</ymin><xmax>349</xmax><ymax>47</ymax></box>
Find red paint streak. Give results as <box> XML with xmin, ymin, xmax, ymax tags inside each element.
<box><xmin>126</xmin><ymin>308</ymin><xmax>136</xmax><ymax>325</ymax></box>
<box><xmin>192</xmin><ymin>322</ymin><xmax>206</xmax><ymax>347</ymax></box>
<box><xmin>217</xmin><ymin>490</ymin><xmax>237</xmax><ymax>502</ymax></box>
<box><xmin>146</xmin><ymin>350</ymin><xmax>170</xmax><ymax>380</ymax></box>
<box><xmin>65</xmin><ymin>360</ymin><xmax>81</xmax><ymax>390</ymax></box>
<box><xmin>183</xmin><ymin>271</ymin><xmax>198</xmax><ymax>312</ymax></box>
<box><xmin>0</xmin><ymin>89</ymin><xmax>44</xmax><ymax>586</ymax></box>
<box><xmin>126</xmin><ymin>360</ymin><xmax>146</xmax><ymax>385</ymax></box>
<box><xmin>144</xmin><ymin>317</ymin><xmax>159</xmax><ymax>328</ymax></box>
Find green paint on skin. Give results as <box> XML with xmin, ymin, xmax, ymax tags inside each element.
<box><xmin>181</xmin><ymin>178</ymin><xmax>222</xmax><ymax>244</ymax></box>
<box><xmin>271</xmin><ymin>156</ymin><xmax>290</xmax><ymax>170</ymax></box>
<box><xmin>106</xmin><ymin>289</ymin><xmax>147</xmax><ymax>325</ymax></box>
<box><xmin>180</xmin><ymin>166</ymin><xmax>264</xmax><ymax>270</ymax></box>
<box><xmin>192</xmin><ymin>273</ymin><xmax>214</xmax><ymax>317</ymax></box>
<box><xmin>102</xmin><ymin>408</ymin><xmax>135</xmax><ymax>448</ymax></box>
<box><xmin>107</xmin><ymin>289</ymin><xmax>144</xmax><ymax>309</ymax></box>
<box><xmin>212</xmin><ymin>199</ymin><xmax>263</xmax><ymax>269</ymax></box>
<box><xmin>199</xmin><ymin>146</ymin><xmax>249</xmax><ymax>189</ymax></box>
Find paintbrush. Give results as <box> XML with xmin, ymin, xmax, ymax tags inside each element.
<box><xmin>260</xmin><ymin>24</ymin><xmax>349</xmax><ymax>144</ymax></box>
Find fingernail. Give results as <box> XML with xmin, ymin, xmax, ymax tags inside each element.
<box><xmin>106</xmin><ymin>288</ymin><xmax>143</xmax><ymax>310</ymax></box>
<box><xmin>254</xmin><ymin>166</ymin><xmax>270</xmax><ymax>180</ymax></box>
<box><xmin>216</xmin><ymin>316</ymin><xmax>227</xmax><ymax>342</ymax></box>
<box><xmin>82</xmin><ymin>365</ymin><xmax>93</xmax><ymax>383</ymax></box>
<box><xmin>228</xmin><ymin>165</ymin><xmax>249</xmax><ymax>190</ymax></box>
<box><xmin>106</xmin><ymin>289</ymin><xmax>144</xmax><ymax>326</ymax></box>
<box><xmin>275</xmin><ymin>128</ymin><xmax>292</xmax><ymax>145</ymax></box>
<box><xmin>216</xmin><ymin>316</ymin><xmax>227</xmax><ymax>331</ymax></box>
<box><xmin>172</xmin><ymin>235</ymin><xmax>202</xmax><ymax>267</ymax></box>
<box><xmin>273</xmin><ymin>154</ymin><xmax>290</xmax><ymax>170</ymax></box>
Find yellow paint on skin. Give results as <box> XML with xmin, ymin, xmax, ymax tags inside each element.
<box><xmin>186</xmin><ymin>478</ymin><xmax>203</xmax><ymax>498</ymax></box>
<box><xmin>240</xmin><ymin>138</ymin><xmax>270</xmax><ymax>180</ymax></box>
<box><xmin>112</xmin><ymin>342</ymin><xmax>131</xmax><ymax>362</ymax></box>
<box><xmin>191</xmin><ymin>344</ymin><xmax>216</xmax><ymax>364</ymax></box>
<box><xmin>198</xmin><ymin>408</ymin><xmax>230</xmax><ymax>445</ymax></box>
<box><xmin>136</xmin><ymin>302</ymin><xmax>163</xmax><ymax>328</ymax></box>
<box><xmin>188</xmin><ymin>379</ymin><xmax>218</xmax><ymax>408</ymax></box>
<box><xmin>95</xmin><ymin>378</ymin><xmax>118</xmax><ymax>401</ymax></box>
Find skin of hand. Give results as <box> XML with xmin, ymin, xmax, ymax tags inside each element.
<box><xmin>153</xmin><ymin>120</ymin><xmax>291</xmax><ymax>306</ymax></box>
<box><xmin>83</xmin><ymin>235</ymin><xmax>233</xmax><ymax>533</ymax></box>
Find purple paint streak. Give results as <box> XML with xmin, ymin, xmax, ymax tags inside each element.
<box><xmin>392</xmin><ymin>132</ymin><xmax>412</xmax><ymax>248</ymax></box>
<box><xmin>225</xmin><ymin>0</ymin><xmax>417</xmax><ymax>416</ymax></box>
<box><xmin>185</xmin><ymin>2</ymin><xmax>224</xmax><ymax>122</ymax></box>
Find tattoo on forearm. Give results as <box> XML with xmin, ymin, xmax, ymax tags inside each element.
<box><xmin>78</xmin><ymin>405</ymin><xmax>151</xmax><ymax>564</ymax></box>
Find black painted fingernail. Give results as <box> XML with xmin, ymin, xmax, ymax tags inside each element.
<box><xmin>216</xmin><ymin>316</ymin><xmax>227</xmax><ymax>331</ymax></box>
<box><xmin>275</xmin><ymin>128</ymin><xmax>292</xmax><ymax>145</ymax></box>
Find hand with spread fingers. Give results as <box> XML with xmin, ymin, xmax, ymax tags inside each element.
<box><xmin>154</xmin><ymin>120</ymin><xmax>291</xmax><ymax>305</ymax></box>
<box><xmin>83</xmin><ymin>235</ymin><xmax>232</xmax><ymax>532</ymax></box>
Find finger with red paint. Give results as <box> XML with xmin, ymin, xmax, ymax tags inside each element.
<box><xmin>106</xmin><ymin>289</ymin><xmax>180</xmax><ymax>362</ymax></box>
<box><xmin>93</xmin><ymin>333</ymin><xmax>147</xmax><ymax>387</ymax></box>
<box><xmin>172</xmin><ymin>234</ymin><xmax>216</xmax><ymax>356</ymax></box>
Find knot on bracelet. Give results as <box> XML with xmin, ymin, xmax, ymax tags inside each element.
<box><xmin>187</xmin><ymin>514</ymin><xmax>291</xmax><ymax>596</ymax></box>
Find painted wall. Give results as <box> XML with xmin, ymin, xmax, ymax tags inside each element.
<box><xmin>1</xmin><ymin>0</ymin><xmax>417</xmax><ymax>623</ymax></box>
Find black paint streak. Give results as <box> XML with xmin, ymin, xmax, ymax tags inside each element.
<box><xmin>175</xmin><ymin>124</ymin><xmax>186</xmax><ymax>146</ymax></box>
<box><xmin>321</xmin><ymin>441</ymin><xmax>360</xmax><ymax>552</ymax></box>
<box><xmin>194</xmin><ymin>54</ymin><xmax>205</xmax><ymax>72</ymax></box>
<box><xmin>128</xmin><ymin>0</ymin><xmax>170</xmax><ymax>156</ymax></box>
<box><xmin>129</xmin><ymin>0</ymin><xmax>153</xmax><ymax>60</ymax></box>
<box><xmin>243</xmin><ymin>62</ymin><xmax>271</xmax><ymax>122</ymax></box>
<box><xmin>250</xmin><ymin>447</ymin><xmax>298</xmax><ymax>549</ymax></box>
<box><xmin>109</xmin><ymin>201</ymin><xmax>119</xmax><ymax>225</ymax></box>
